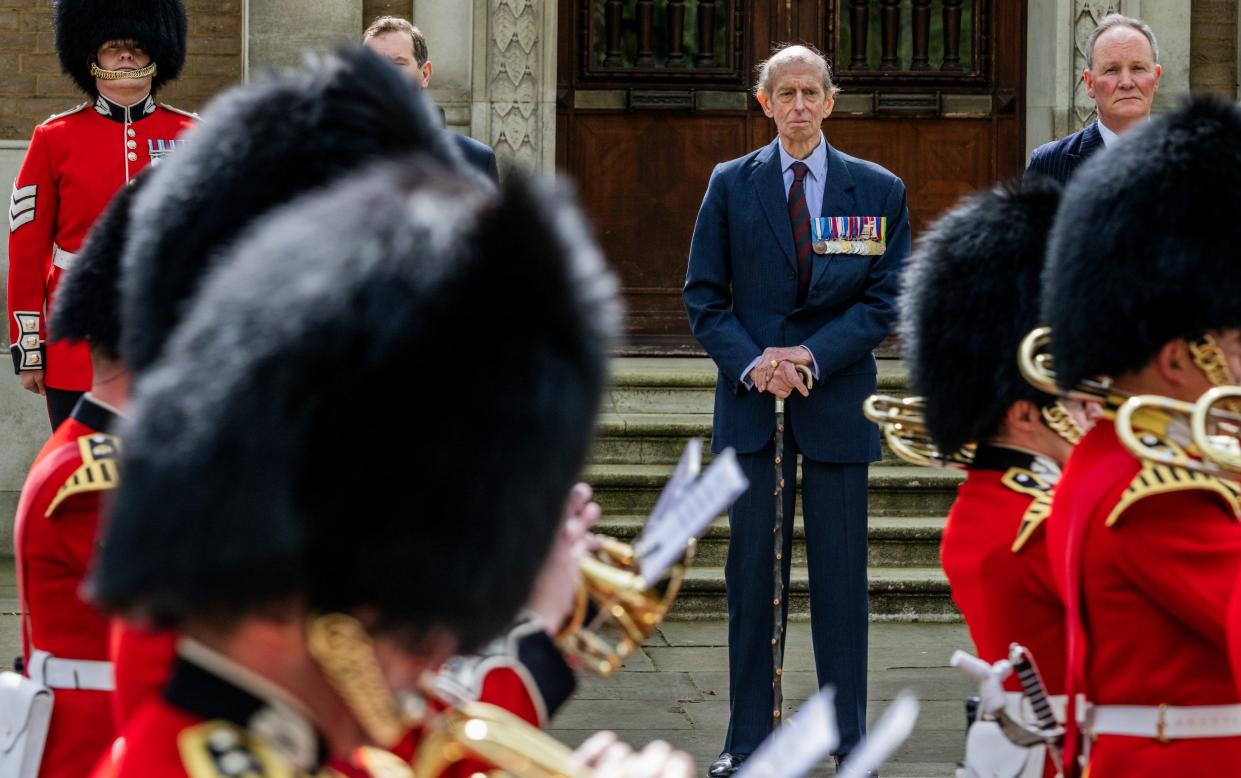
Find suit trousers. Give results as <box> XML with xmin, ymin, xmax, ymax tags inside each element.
<box><xmin>722</xmin><ymin>406</ymin><xmax>870</xmax><ymax>756</ymax></box>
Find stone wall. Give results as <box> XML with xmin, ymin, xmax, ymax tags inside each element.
<box><xmin>1191</xmin><ymin>0</ymin><xmax>1239</xmax><ymax>98</ymax></box>
<box><xmin>362</xmin><ymin>0</ymin><xmax>412</xmax><ymax>32</ymax></box>
<box><xmin>0</xmin><ymin>0</ymin><xmax>242</xmax><ymax>140</ymax></box>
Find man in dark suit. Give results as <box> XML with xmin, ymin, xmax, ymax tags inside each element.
<box><xmin>1027</xmin><ymin>13</ymin><xmax>1161</xmax><ymax>184</ymax></box>
<box><xmin>364</xmin><ymin>15</ymin><xmax>500</xmax><ymax>183</ymax></box>
<box><xmin>684</xmin><ymin>44</ymin><xmax>910</xmax><ymax>777</ymax></box>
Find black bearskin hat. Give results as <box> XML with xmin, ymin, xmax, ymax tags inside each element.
<box><xmin>121</xmin><ymin>44</ymin><xmax>468</xmax><ymax>374</ymax></box>
<box><xmin>91</xmin><ymin>156</ymin><xmax>619</xmax><ymax>654</ymax></box>
<box><xmin>900</xmin><ymin>178</ymin><xmax>1062</xmax><ymax>455</ymax></box>
<box><xmin>48</xmin><ymin>173</ymin><xmax>152</xmax><ymax>361</ymax></box>
<box><xmin>54</xmin><ymin>0</ymin><xmax>187</xmax><ymax>96</ymax></box>
<box><xmin>1044</xmin><ymin>94</ymin><xmax>1241</xmax><ymax>391</ymax></box>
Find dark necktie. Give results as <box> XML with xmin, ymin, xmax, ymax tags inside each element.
<box><xmin>787</xmin><ymin>161</ymin><xmax>813</xmax><ymax>306</ymax></box>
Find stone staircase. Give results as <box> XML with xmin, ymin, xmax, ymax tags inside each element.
<box><xmin>590</xmin><ymin>357</ymin><xmax>961</xmax><ymax>622</ymax></box>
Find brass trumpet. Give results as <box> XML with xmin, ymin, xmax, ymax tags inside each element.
<box><xmin>1018</xmin><ymin>327</ymin><xmax>1127</xmax><ymax>409</ymax></box>
<box><xmin>862</xmin><ymin>394</ymin><xmax>974</xmax><ymax>468</ymax></box>
<box><xmin>411</xmin><ymin>694</ymin><xmax>591</xmax><ymax>778</ymax></box>
<box><xmin>1115</xmin><ymin>391</ymin><xmax>1241</xmax><ymax>480</ymax></box>
<box><xmin>557</xmin><ymin>536</ymin><xmax>691</xmax><ymax>677</ymax></box>
<box><xmin>1193</xmin><ymin>387</ymin><xmax>1241</xmax><ymax>475</ymax></box>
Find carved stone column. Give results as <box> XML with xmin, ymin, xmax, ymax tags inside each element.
<box><xmin>1070</xmin><ymin>1</ymin><xmax>1123</xmax><ymax>130</ymax></box>
<box><xmin>472</xmin><ymin>0</ymin><xmax>557</xmax><ymax>175</ymax></box>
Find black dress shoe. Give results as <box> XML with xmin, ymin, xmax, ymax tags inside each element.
<box><xmin>707</xmin><ymin>752</ymin><xmax>747</xmax><ymax>777</ymax></box>
<box><xmin>834</xmin><ymin>754</ymin><xmax>878</xmax><ymax>777</ymax></box>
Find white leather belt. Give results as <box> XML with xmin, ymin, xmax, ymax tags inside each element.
<box><xmin>1004</xmin><ymin>691</ymin><xmax>1068</xmax><ymax>725</ymax></box>
<box><xmin>26</xmin><ymin>649</ymin><xmax>114</xmax><ymax>691</ymax></box>
<box><xmin>1088</xmin><ymin>703</ymin><xmax>1241</xmax><ymax>741</ymax></box>
<box><xmin>51</xmin><ymin>244</ymin><xmax>78</xmax><ymax>271</ymax></box>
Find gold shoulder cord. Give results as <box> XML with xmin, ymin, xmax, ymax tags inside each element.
<box><xmin>1190</xmin><ymin>334</ymin><xmax>1237</xmax><ymax>389</ymax></box>
<box><xmin>1001</xmin><ymin>468</ymin><xmax>1055</xmax><ymax>553</ymax></box>
<box><xmin>90</xmin><ymin>61</ymin><xmax>157</xmax><ymax>80</ymax></box>
<box><xmin>306</xmin><ymin>613</ymin><xmax>413</xmax><ymax>750</ymax></box>
<box><xmin>1041</xmin><ymin>401</ymin><xmax>1085</xmax><ymax>446</ymax></box>
<box><xmin>44</xmin><ymin>433</ymin><xmax>122</xmax><ymax>517</ymax></box>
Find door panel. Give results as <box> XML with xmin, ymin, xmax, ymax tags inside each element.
<box><xmin>558</xmin><ymin>0</ymin><xmax>1026</xmax><ymax>351</ymax></box>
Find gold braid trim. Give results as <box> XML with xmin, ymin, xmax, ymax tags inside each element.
<box><xmin>1001</xmin><ymin>467</ymin><xmax>1056</xmax><ymax>552</ymax></box>
<box><xmin>44</xmin><ymin>433</ymin><xmax>121</xmax><ymax>517</ymax></box>
<box><xmin>306</xmin><ymin>613</ymin><xmax>411</xmax><ymax>749</ymax></box>
<box><xmin>1190</xmin><ymin>335</ymin><xmax>1238</xmax><ymax>388</ymax></box>
<box><xmin>90</xmin><ymin>61</ymin><xmax>157</xmax><ymax>80</ymax></box>
<box><xmin>1042</xmin><ymin>401</ymin><xmax>1085</xmax><ymax>446</ymax></box>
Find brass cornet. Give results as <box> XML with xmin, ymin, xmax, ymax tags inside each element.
<box><xmin>1018</xmin><ymin>327</ymin><xmax>1127</xmax><ymax>408</ymax></box>
<box><xmin>411</xmin><ymin>694</ymin><xmax>591</xmax><ymax>778</ymax></box>
<box><xmin>557</xmin><ymin>536</ymin><xmax>692</xmax><ymax>677</ymax></box>
<box><xmin>1115</xmin><ymin>390</ymin><xmax>1241</xmax><ymax>481</ymax></box>
<box><xmin>1193</xmin><ymin>386</ymin><xmax>1241</xmax><ymax>476</ymax></box>
<box><xmin>861</xmin><ymin>394</ymin><xmax>974</xmax><ymax>468</ymax></box>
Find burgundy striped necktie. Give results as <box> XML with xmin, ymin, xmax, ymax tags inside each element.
<box><xmin>788</xmin><ymin>161</ymin><xmax>813</xmax><ymax>306</ymax></box>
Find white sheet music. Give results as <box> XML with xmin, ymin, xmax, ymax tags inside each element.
<box><xmin>634</xmin><ymin>438</ymin><xmax>702</xmax><ymax>558</ymax></box>
<box><xmin>835</xmin><ymin>692</ymin><xmax>920</xmax><ymax>778</ymax></box>
<box><xmin>636</xmin><ymin>447</ymin><xmax>747</xmax><ymax>584</ymax></box>
<box><xmin>735</xmin><ymin>687</ymin><xmax>839</xmax><ymax>778</ymax></box>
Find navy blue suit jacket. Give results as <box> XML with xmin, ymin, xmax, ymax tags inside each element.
<box><xmin>684</xmin><ymin>138</ymin><xmax>910</xmax><ymax>463</ymax></box>
<box><xmin>454</xmin><ymin>134</ymin><xmax>500</xmax><ymax>184</ymax></box>
<box><xmin>1025</xmin><ymin>122</ymin><xmax>1103</xmax><ymax>186</ymax></box>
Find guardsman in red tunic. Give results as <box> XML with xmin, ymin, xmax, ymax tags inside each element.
<box><xmin>887</xmin><ymin>179</ymin><xmax>1087</xmax><ymax>777</ymax></box>
<box><xmin>1041</xmin><ymin>94</ymin><xmax>1241</xmax><ymax>777</ymax></box>
<box><xmin>7</xmin><ymin>0</ymin><xmax>193</xmax><ymax>428</ymax></box>
<box><xmin>86</xmin><ymin>147</ymin><xmax>691</xmax><ymax>778</ymax></box>
<box><xmin>11</xmin><ymin>160</ymin><xmax>145</xmax><ymax>778</ymax></box>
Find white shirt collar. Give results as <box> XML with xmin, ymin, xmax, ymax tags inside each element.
<box><xmin>778</xmin><ymin>133</ymin><xmax>828</xmax><ymax>181</ymax></box>
<box><xmin>1095</xmin><ymin>119</ymin><xmax>1120</xmax><ymax>148</ymax></box>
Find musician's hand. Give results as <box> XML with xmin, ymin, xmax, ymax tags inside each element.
<box><xmin>527</xmin><ymin>482</ymin><xmax>600</xmax><ymax>635</ymax></box>
<box><xmin>19</xmin><ymin>369</ymin><xmax>45</xmax><ymax>396</ymax></box>
<box><xmin>572</xmin><ymin>732</ymin><xmax>695</xmax><ymax>778</ymax></box>
<box><xmin>766</xmin><ymin>360</ymin><xmax>810</xmax><ymax>399</ymax></box>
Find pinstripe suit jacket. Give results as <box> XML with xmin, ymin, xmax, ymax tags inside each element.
<box><xmin>1025</xmin><ymin>122</ymin><xmax>1104</xmax><ymax>186</ymax></box>
<box><xmin>683</xmin><ymin>137</ymin><xmax>910</xmax><ymax>463</ymax></box>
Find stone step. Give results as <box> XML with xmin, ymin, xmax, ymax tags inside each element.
<box><xmin>585</xmin><ymin>464</ymin><xmax>962</xmax><ymax>519</ymax></box>
<box><xmin>595</xmin><ymin>515</ymin><xmax>944</xmax><ymax>568</ymax></box>
<box><xmin>603</xmin><ymin>357</ymin><xmax>910</xmax><ymax>415</ymax></box>
<box><xmin>670</xmin><ymin>566</ymin><xmax>956</xmax><ymax>622</ymax></box>
<box><xmin>592</xmin><ymin>412</ymin><xmax>910</xmax><ymax>466</ymax></box>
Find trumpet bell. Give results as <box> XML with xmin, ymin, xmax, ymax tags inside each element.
<box><xmin>558</xmin><ymin>538</ymin><xmax>692</xmax><ymax>677</ymax></box>
<box><xmin>1193</xmin><ymin>387</ymin><xmax>1241</xmax><ymax>476</ymax></box>
<box><xmin>862</xmin><ymin>394</ymin><xmax>974</xmax><ymax>469</ymax></box>
<box><xmin>1018</xmin><ymin>327</ymin><xmax>1125</xmax><ymax>409</ymax></box>
<box><xmin>412</xmin><ymin>697</ymin><xmax>592</xmax><ymax>778</ymax></box>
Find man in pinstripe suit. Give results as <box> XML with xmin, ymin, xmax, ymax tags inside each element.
<box><xmin>1027</xmin><ymin>14</ymin><xmax>1160</xmax><ymax>185</ymax></box>
<box><xmin>684</xmin><ymin>44</ymin><xmax>909</xmax><ymax>777</ymax></box>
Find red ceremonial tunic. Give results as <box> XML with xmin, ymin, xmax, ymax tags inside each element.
<box><xmin>13</xmin><ymin>395</ymin><xmax>123</xmax><ymax>778</ymax></box>
<box><xmin>940</xmin><ymin>444</ymin><xmax>1066</xmax><ymax>698</ymax></box>
<box><xmin>1054</xmin><ymin>418</ymin><xmax>1241</xmax><ymax>777</ymax></box>
<box><xmin>96</xmin><ymin>620</ymin><xmax>576</xmax><ymax>776</ymax></box>
<box><xmin>7</xmin><ymin>94</ymin><xmax>194</xmax><ymax>389</ymax></box>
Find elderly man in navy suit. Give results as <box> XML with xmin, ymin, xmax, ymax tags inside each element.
<box><xmin>684</xmin><ymin>44</ymin><xmax>909</xmax><ymax>777</ymax></box>
<box><xmin>1027</xmin><ymin>13</ymin><xmax>1161</xmax><ymax>184</ymax></box>
<box><xmin>364</xmin><ymin>15</ymin><xmax>500</xmax><ymax>183</ymax></box>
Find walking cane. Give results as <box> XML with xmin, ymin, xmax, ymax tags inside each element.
<box><xmin>771</xmin><ymin>362</ymin><xmax>814</xmax><ymax>727</ymax></box>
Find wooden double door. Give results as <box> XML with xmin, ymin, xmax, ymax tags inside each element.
<box><xmin>556</xmin><ymin>0</ymin><xmax>1027</xmax><ymax>351</ymax></box>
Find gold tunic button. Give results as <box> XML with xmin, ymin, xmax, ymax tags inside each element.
<box><xmin>127</xmin><ymin>152</ymin><xmax>138</xmax><ymax>161</ymax></box>
<box><xmin>126</xmin><ymin>140</ymin><xmax>137</xmax><ymax>149</ymax></box>
<box><xmin>127</xmin><ymin>128</ymin><xmax>136</xmax><ymax>138</ymax></box>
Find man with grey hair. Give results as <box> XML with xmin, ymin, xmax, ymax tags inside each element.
<box><xmin>1027</xmin><ymin>13</ymin><xmax>1161</xmax><ymax>184</ymax></box>
<box><xmin>684</xmin><ymin>43</ymin><xmax>909</xmax><ymax>778</ymax></box>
